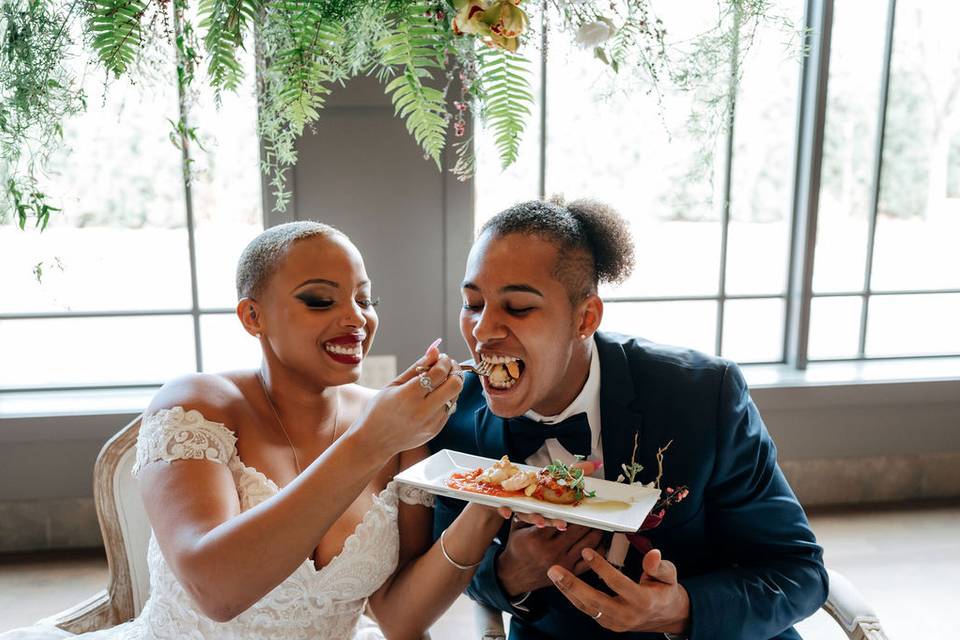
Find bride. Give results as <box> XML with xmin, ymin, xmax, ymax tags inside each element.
<box><xmin>3</xmin><ymin>221</ymin><xmax>512</xmax><ymax>639</ymax></box>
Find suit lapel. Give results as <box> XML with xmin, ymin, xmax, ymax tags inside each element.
<box><xmin>596</xmin><ymin>333</ymin><xmax>644</xmax><ymax>483</ymax></box>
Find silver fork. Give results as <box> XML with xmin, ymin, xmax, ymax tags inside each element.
<box><xmin>459</xmin><ymin>360</ymin><xmax>494</xmax><ymax>376</ymax></box>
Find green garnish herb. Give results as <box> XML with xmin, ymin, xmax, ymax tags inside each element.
<box><xmin>545</xmin><ymin>459</ymin><xmax>595</xmax><ymax>501</ymax></box>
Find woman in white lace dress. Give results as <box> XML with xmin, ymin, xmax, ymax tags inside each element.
<box><xmin>3</xmin><ymin>221</ymin><xmax>514</xmax><ymax>640</ymax></box>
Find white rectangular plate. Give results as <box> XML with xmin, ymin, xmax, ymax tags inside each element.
<box><xmin>395</xmin><ymin>449</ymin><xmax>661</xmax><ymax>533</ymax></box>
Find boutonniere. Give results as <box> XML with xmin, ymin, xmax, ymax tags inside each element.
<box><xmin>617</xmin><ymin>433</ymin><xmax>690</xmax><ymax>532</ymax></box>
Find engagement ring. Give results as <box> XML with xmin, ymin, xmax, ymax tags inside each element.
<box><xmin>418</xmin><ymin>373</ymin><xmax>435</xmax><ymax>394</ymax></box>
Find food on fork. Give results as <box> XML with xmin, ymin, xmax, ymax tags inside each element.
<box><xmin>448</xmin><ymin>456</ymin><xmax>599</xmax><ymax>505</ymax></box>
<box><xmin>460</xmin><ymin>353</ymin><xmax>524</xmax><ymax>389</ymax></box>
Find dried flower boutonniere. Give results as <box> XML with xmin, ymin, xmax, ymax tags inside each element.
<box><xmin>617</xmin><ymin>433</ymin><xmax>691</xmax><ymax>534</ymax></box>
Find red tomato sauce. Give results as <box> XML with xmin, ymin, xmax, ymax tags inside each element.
<box><xmin>447</xmin><ymin>468</ymin><xmax>561</xmax><ymax>502</ymax></box>
<box><xmin>447</xmin><ymin>468</ymin><xmax>526</xmax><ymax>498</ymax></box>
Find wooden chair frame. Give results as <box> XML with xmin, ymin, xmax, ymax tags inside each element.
<box><xmin>48</xmin><ymin>417</ymin><xmax>142</xmax><ymax>633</ymax></box>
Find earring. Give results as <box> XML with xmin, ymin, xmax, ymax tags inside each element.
<box><xmin>580</xmin><ymin>334</ymin><xmax>587</xmax><ymax>340</ymax></box>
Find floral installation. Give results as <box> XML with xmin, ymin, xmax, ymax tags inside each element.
<box><xmin>0</xmin><ymin>0</ymin><xmax>794</xmax><ymax>227</ymax></box>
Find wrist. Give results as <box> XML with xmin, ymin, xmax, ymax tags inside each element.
<box><xmin>661</xmin><ymin>585</ymin><xmax>691</xmax><ymax>635</ymax></box>
<box><xmin>495</xmin><ymin>552</ymin><xmax>526</xmax><ymax>597</ymax></box>
<box><xmin>463</xmin><ymin>502</ymin><xmax>508</xmax><ymax>533</ymax></box>
<box><xmin>337</xmin><ymin>426</ymin><xmax>394</xmax><ymax>468</ymax></box>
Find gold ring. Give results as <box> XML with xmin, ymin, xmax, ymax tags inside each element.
<box><xmin>415</xmin><ymin>365</ymin><xmax>429</xmax><ymax>373</ymax></box>
<box><xmin>592</xmin><ymin>609</ymin><xmax>603</xmax><ymax>620</ymax></box>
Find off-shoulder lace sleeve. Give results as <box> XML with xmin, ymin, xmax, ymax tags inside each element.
<box><xmin>397</xmin><ymin>483</ymin><xmax>435</xmax><ymax>508</ymax></box>
<box><xmin>133</xmin><ymin>407</ymin><xmax>238</xmax><ymax>477</ymax></box>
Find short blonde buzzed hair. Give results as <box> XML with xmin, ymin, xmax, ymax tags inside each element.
<box><xmin>236</xmin><ymin>221</ymin><xmax>344</xmax><ymax>300</ymax></box>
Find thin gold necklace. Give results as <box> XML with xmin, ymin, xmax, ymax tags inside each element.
<box><xmin>257</xmin><ymin>371</ymin><xmax>340</xmax><ymax>476</ymax></box>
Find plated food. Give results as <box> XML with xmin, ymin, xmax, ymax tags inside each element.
<box><xmin>447</xmin><ymin>455</ymin><xmax>600</xmax><ymax>505</ymax></box>
<box><xmin>395</xmin><ymin>450</ymin><xmax>661</xmax><ymax>532</ymax></box>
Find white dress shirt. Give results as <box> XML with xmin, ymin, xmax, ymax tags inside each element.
<box><xmin>520</xmin><ymin>340</ymin><xmax>631</xmax><ymax>568</ymax></box>
<box><xmin>523</xmin><ymin>339</ymin><xmax>603</xmax><ymax>476</ymax></box>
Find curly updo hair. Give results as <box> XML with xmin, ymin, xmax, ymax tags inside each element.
<box><xmin>236</xmin><ymin>221</ymin><xmax>345</xmax><ymax>300</ymax></box>
<box><xmin>479</xmin><ymin>197</ymin><xmax>635</xmax><ymax>302</ymax></box>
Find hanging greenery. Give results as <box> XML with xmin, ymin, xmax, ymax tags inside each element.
<box><xmin>0</xmin><ymin>0</ymin><xmax>795</xmax><ymax>227</ymax></box>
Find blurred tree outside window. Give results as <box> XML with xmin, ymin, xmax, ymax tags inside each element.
<box><xmin>477</xmin><ymin>0</ymin><xmax>960</xmax><ymax>365</ymax></box>
<box><xmin>0</xmin><ymin>41</ymin><xmax>262</xmax><ymax>390</ymax></box>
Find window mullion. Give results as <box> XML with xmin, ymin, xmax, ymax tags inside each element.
<box><xmin>785</xmin><ymin>0</ymin><xmax>834</xmax><ymax>370</ymax></box>
<box><xmin>858</xmin><ymin>0</ymin><xmax>898</xmax><ymax>358</ymax></box>
<box><xmin>715</xmin><ymin>6</ymin><xmax>742</xmax><ymax>358</ymax></box>
<box><xmin>172</xmin><ymin>0</ymin><xmax>204</xmax><ymax>373</ymax></box>
<box><xmin>537</xmin><ymin>1</ymin><xmax>548</xmax><ymax>200</ymax></box>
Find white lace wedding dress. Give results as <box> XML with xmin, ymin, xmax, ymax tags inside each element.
<box><xmin>2</xmin><ymin>407</ymin><xmax>432</xmax><ymax>640</ymax></box>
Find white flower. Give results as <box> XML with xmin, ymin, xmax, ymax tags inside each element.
<box><xmin>576</xmin><ymin>20</ymin><xmax>614</xmax><ymax>48</ymax></box>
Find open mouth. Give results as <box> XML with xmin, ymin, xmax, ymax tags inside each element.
<box><xmin>323</xmin><ymin>335</ymin><xmax>364</xmax><ymax>364</ymax></box>
<box><xmin>475</xmin><ymin>353</ymin><xmax>525</xmax><ymax>390</ymax></box>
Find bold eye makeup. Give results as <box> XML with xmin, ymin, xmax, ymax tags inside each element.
<box><xmin>295</xmin><ymin>293</ymin><xmax>335</xmax><ymax>309</ymax></box>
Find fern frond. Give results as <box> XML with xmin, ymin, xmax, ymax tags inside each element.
<box><xmin>87</xmin><ymin>0</ymin><xmax>148</xmax><ymax>77</ymax></box>
<box><xmin>268</xmin><ymin>0</ymin><xmax>344</xmax><ymax>130</ymax></box>
<box><xmin>476</xmin><ymin>48</ymin><xmax>532</xmax><ymax>169</ymax></box>
<box><xmin>451</xmin><ymin>136</ymin><xmax>475</xmax><ymax>180</ymax></box>
<box><xmin>378</xmin><ymin>4</ymin><xmax>448</xmax><ymax>168</ymax></box>
<box><xmin>198</xmin><ymin>0</ymin><xmax>263</xmax><ymax>92</ymax></box>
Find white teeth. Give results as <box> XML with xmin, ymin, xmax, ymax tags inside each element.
<box><xmin>325</xmin><ymin>343</ymin><xmax>362</xmax><ymax>357</ymax></box>
<box><xmin>479</xmin><ymin>353</ymin><xmax>520</xmax><ymax>364</ymax></box>
<box><xmin>487</xmin><ymin>376</ymin><xmax>516</xmax><ymax>389</ymax></box>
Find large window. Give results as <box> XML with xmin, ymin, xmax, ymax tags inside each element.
<box><xmin>475</xmin><ymin>0</ymin><xmax>960</xmax><ymax>367</ymax></box>
<box><xmin>0</xmin><ymin>47</ymin><xmax>263</xmax><ymax>391</ymax></box>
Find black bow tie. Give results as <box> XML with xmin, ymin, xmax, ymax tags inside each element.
<box><xmin>506</xmin><ymin>412</ymin><xmax>592</xmax><ymax>462</ymax></box>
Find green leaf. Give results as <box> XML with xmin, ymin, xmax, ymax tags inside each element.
<box><xmin>377</xmin><ymin>3</ymin><xmax>449</xmax><ymax>168</ymax></box>
<box><xmin>86</xmin><ymin>0</ymin><xmax>148</xmax><ymax>76</ymax></box>
<box><xmin>476</xmin><ymin>48</ymin><xmax>532</xmax><ymax>169</ymax></box>
<box><xmin>199</xmin><ymin>0</ymin><xmax>263</xmax><ymax>92</ymax></box>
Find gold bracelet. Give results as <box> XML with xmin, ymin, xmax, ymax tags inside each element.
<box><xmin>439</xmin><ymin>529</ymin><xmax>482</xmax><ymax>570</ymax></box>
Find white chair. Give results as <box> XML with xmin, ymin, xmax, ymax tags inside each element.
<box><xmin>41</xmin><ymin>416</ymin><xmax>429</xmax><ymax>639</ymax></box>
<box><xmin>47</xmin><ymin>416</ymin><xmax>149</xmax><ymax>633</ymax></box>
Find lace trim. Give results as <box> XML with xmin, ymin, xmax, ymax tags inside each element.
<box><xmin>134</xmin><ymin>407</ymin><xmax>238</xmax><ymax>477</ymax></box>
<box><xmin>396</xmin><ymin>483</ymin><xmax>435</xmax><ymax>508</ymax></box>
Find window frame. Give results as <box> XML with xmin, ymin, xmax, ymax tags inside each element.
<box><xmin>519</xmin><ymin>0</ymin><xmax>960</xmax><ymax>369</ymax></box>
<box><xmin>0</xmin><ymin>42</ymin><xmax>264</xmax><ymax>393</ymax></box>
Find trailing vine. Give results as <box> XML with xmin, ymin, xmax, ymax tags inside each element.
<box><xmin>0</xmin><ymin>0</ymin><xmax>798</xmax><ymax>226</ymax></box>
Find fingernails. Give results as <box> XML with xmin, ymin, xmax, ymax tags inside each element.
<box><xmin>425</xmin><ymin>338</ymin><xmax>442</xmax><ymax>355</ymax></box>
<box><xmin>547</xmin><ymin>568</ymin><xmax>562</xmax><ymax>582</ymax></box>
<box><xmin>582</xmin><ymin>548</ymin><xmax>596</xmax><ymax>561</ymax></box>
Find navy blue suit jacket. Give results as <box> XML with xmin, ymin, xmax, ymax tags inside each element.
<box><xmin>430</xmin><ymin>332</ymin><xmax>828</xmax><ymax>639</ymax></box>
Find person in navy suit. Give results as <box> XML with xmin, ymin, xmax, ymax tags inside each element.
<box><xmin>430</xmin><ymin>198</ymin><xmax>828</xmax><ymax>639</ymax></box>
